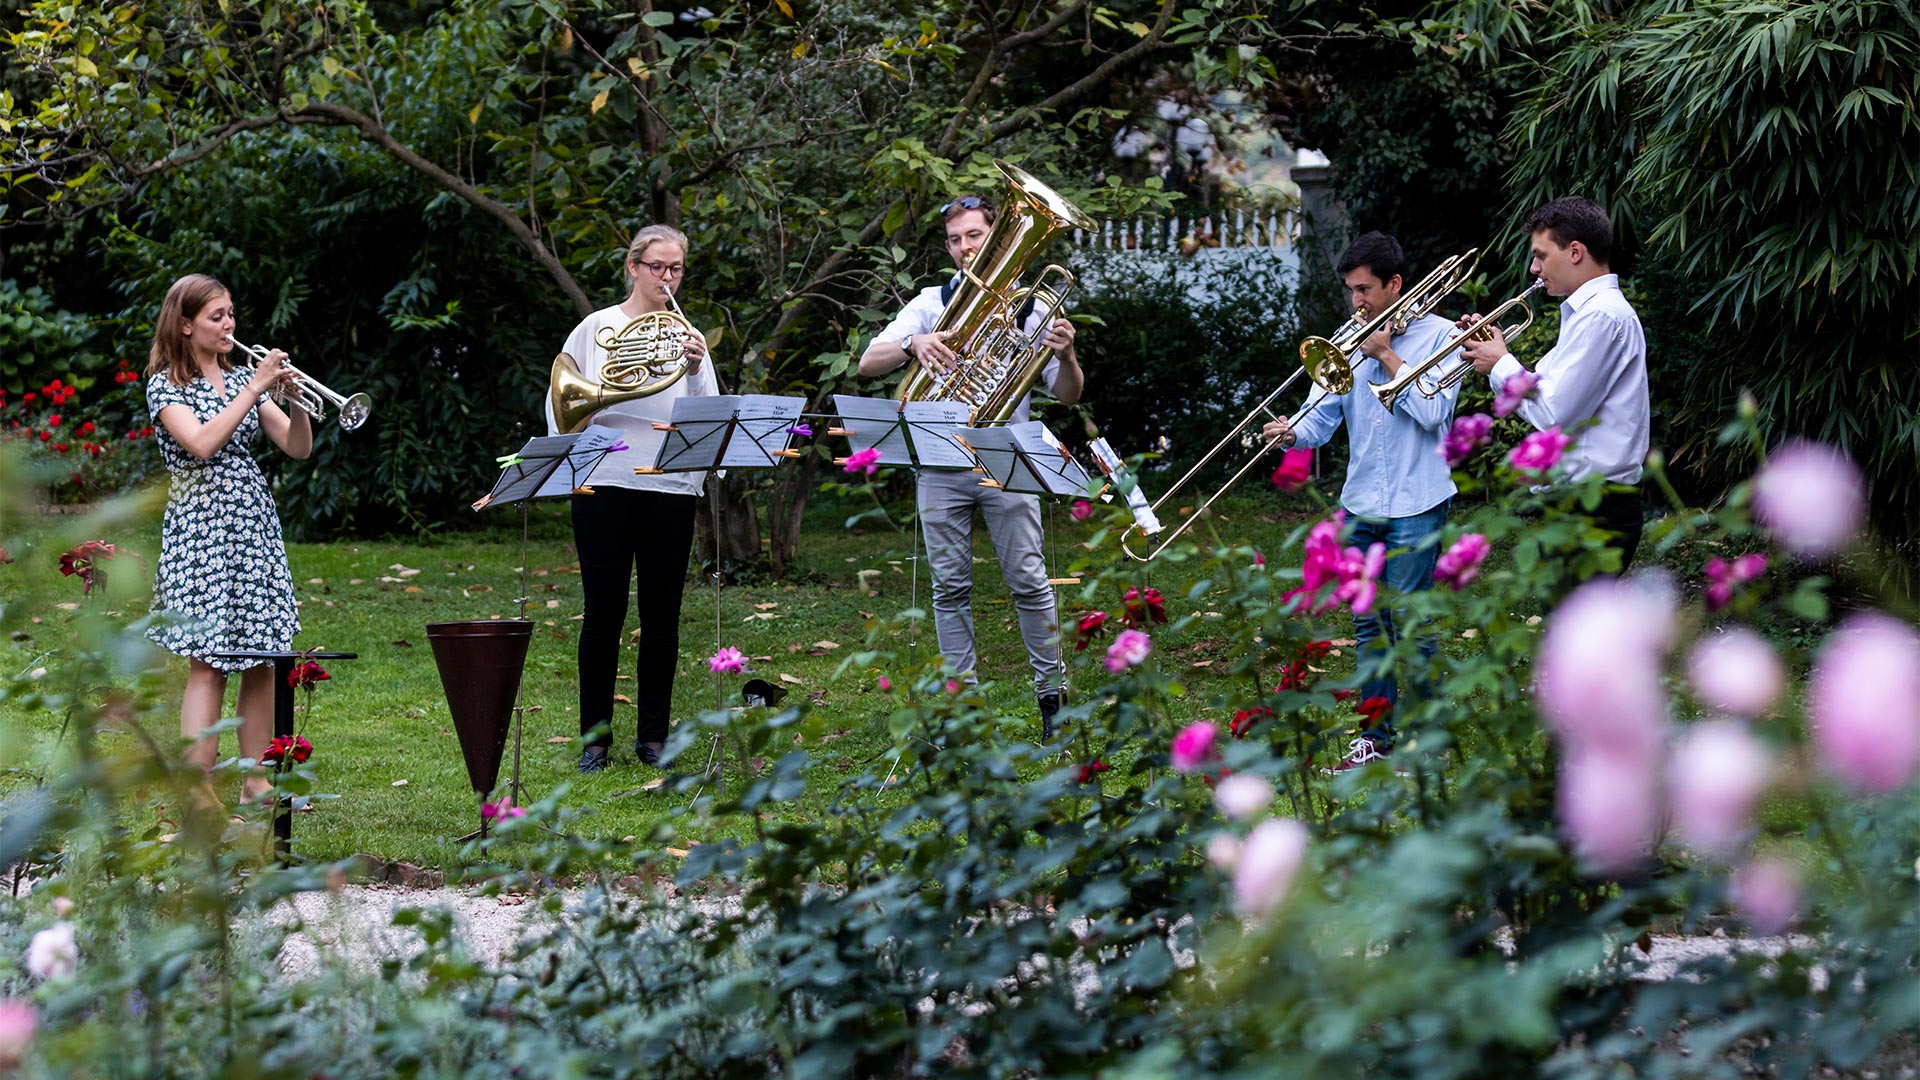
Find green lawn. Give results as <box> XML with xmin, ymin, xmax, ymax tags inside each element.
<box><xmin>4</xmin><ymin>487</ymin><xmax>1334</xmax><ymax>867</ymax></box>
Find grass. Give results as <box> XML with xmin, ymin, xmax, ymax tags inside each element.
<box><xmin>3</xmin><ymin>485</ymin><xmax>1332</xmax><ymax>868</ymax></box>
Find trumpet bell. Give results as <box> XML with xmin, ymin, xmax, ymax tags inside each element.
<box><xmin>336</xmin><ymin>393</ymin><xmax>372</xmax><ymax>431</ymax></box>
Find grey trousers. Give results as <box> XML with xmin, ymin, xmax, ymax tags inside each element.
<box><xmin>917</xmin><ymin>468</ymin><xmax>1063</xmax><ymax>694</ymax></box>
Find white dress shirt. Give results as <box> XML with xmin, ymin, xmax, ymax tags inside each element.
<box><xmin>544</xmin><ymin>303</ymin><xmax>719</xmax><ymax>495</ymax></box>
<box><xmin>872</xmin><ymin>281</ymin><xmax>1062</xmax><ymax>423</ymax></box>
<box><xmin>1489</xmin><ymin>274</ymin><xmax>1650</xmax><ymax>484</ymax></box>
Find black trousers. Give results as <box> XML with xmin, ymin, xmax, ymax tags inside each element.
<box><xmin>1593</xmin><ymin>487</ymin><xmax>1645</xmax><ymax>574</ymax></box>
<box><xmin>572</xmin><ymin>487</ymin><xmax>697</xmax><ymax>748</ymax></box>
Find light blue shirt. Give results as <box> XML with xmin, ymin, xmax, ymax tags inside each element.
<box><xmin>1289</xmin><ymin>312</ymin><xmax>1461</xmax><ymax>519</ymax></box>
<box><xmin>1489</xmin><ymin>273</ymin><xmax>1649</xmax><ymax>484</ymax></box>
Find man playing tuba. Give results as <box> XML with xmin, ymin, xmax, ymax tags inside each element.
<box><xmin>859</xmin><ymin>194</ymin><xmax>1084</xmax><ymax>739</ymax></box>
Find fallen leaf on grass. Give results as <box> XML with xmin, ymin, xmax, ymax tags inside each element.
<box><xmin>307</xmin><ymin>577</ymin><xmax>324</xmax><ymax>585</ymax></box>
<box><xmin>546</xmin><ymin>736</ymin><xmax>574</xmax><ymax>744</ymax></box>
<box><xmin>390</xmin><ymin>639</ymin><xmax>412</xmax><ymax>648</ymax></box>
<box><xmin>754</xmin><ymin>601</ymin><xmax>779</xmax><ymax>610</ymax></box>
<box><xmin>349</xmin><ymin>578</ymin><xmax>365</xmax><ymax>585</ymax></box>
<box><xmin>641</xmin><ymin>777</ymin><xmax>666</xmax><ymax>791</ymax></box>
<box><xmin>743</xmin><ymin>612</ymin><xmax>780</xmax><ymax>621</ymax></box>
<box><xmin>665</xmin><ymin>847</ymin><xmax>691</xmax><ymax>858</ymax></box>
<box><xmin>750</xmin><ymin>654</ymin><xmax>773</xmax><ymax>662</ymax></box>
<box><xmin>613</xmin><ymin>694</ymin><xmax>633</xmax><ymax>705</ymax></box>
<box><xmin>788</xmin><ymin>643</ymin><xmax>804</xmax><ymax>653</ymax></box>
<box><xmin>391</xmin><ymin>780</ymin><xmax>408</xmax><ymax>787</ymax></box>
<box><xmin>811</xmin><ymin>640</ymin><xmax>840</xmax><ymax>651</ymax></box>
<box><xmin>546</xmin><ymin>599</ymin><xmax>561</xmax><ymax>608</ymax></box>
<box><xmin>858</xmin><ymin>610</ymin><xmax>875</xmax><ymax>619</ymax></box>
<box><xmin>55</xmin><ymin>603</ymin><xmax>78</xmax><ymax>611</ymax></box>
<box><xmin>404</xmin><ymin>586</ymin><xmax>424</xmax><ymax>594</ymax></box>
<box><xmin>778</xmin><ymin>674</ymin><xmax>803</xmax><ymax>685</ymax></box>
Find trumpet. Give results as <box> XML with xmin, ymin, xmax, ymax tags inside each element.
<box><xmin>1371</xmin><ymin>279</ymin><xmax>1545</xmax><ymax>413</ymax></box>
<box><xmin>1120</xmin><ymin>249</ymin><xmax>1485</xmax><ymax>562</ymax></box>
<box><xmin>225</xmin><ymin>335</ymin><xmax>372</xmax><ymax>431</ymax></box>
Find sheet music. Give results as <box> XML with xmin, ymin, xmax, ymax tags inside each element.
<box><xmin>475</xmin><ymin>425</ymin><xmax>623</xmax><ymax>508</ymax></box>
<box><xmin>653</xmin><ymin>395</ymin><xmax>806</xmax><ymax>471</ymax></box>
<box><xmin>726</xmin><ymin>394</ymin><xmax>804</xmax><ymax>467</ymax></box>
<box><xmin>901</xmin><ymin>400</ymin><xmax>978</xmax><ymax>470</ymax></box>
<box><xmin>832</xmin><ymin>395</ymin><xmax>912</xmax><ymax>463</ymax></box>
<box><xmin>962</xmin><ymin>421</ymin><xmax>1092</xmax><ymax>497</ymax></box>
<box><xmin>1089</xmin><ymin>437</ymin><xmax>1164</xmax><ymax>534</ymax></box>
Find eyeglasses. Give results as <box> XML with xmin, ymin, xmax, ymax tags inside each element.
<box><xmin>939</xmin><ymin>196</ymin><xmax>988</xmax><ymax>215</ymax></box>
<box><xmin>638</xmin><ymin>261</ymin><xmax>686</xmax><ymax>277</ymax></box>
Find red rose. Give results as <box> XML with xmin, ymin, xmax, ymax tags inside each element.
<box><xmin>1231</xmin><ymin>706</ymin><xmax>1274</xmax><ymax>738</ymax></box>
<box><xmin>1074</xmin><ymin>610</ymin><xmax>1109</xmax><ymax>651</ymax></box>
<box><xmin>287</xmin><ymin>661</ymin><xmax>332</xmax><ymax>690</ymax></box>
<box><xmin>1355</xmin><ymin>696</ymin><xmax>1393</xmax><ymax>729</ymax></box>
<box><xmin>1076</xmin><ymin>759</ymin><xmax>1111</xmax><ymax>784</ymax></box>
<box><xmin>262</xmin><ymin>735</ymin><xmax>313</xmax><ymax>767</ymax></box>
<box><xmin>1269</xmin><ymin>447</ymin><xmax>1313</xmax><ymax>491</ymax></box>
<box><xmin>1121</xmin><ymin>586</ymin><xmax>1167</xmax><ymax>627</ymax></box>
<box><xmin>78</xmin><ymin>421</ymin><xmax>94</xmax><ymax>435</ymax></box>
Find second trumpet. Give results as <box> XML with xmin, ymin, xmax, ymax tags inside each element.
<box><xmin>225</xmin><ymin>335</ymin><xmax>372</xmax><ymax>431</ymax></box>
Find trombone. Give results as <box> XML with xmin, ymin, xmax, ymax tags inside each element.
<box><xmin>225</xmin><ymin>335</ymin><xmax>373</xmax><ymax>431</ymax></box>
<box><xmin>1371</xmin><ymin>278</ymin><xmax>1545</xmax><ymax>413</ymax></box>
<box><xmin>1120</xmin><ymin>248</ymin><xmax>1484</xmax><ymax>562</ymax></box>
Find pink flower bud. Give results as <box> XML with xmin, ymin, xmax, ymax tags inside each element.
<box><xmin>1668</xmin><ymin>719</ymin><xmax>1773</xmax><ymax>857</ymax></box>
<box><xmin>1687</xmin><ymin>628</ymin><xmax>1784</xmax><ymax>717</ymax></box>
<box><xmin>0</xmin><ymin>1000</ymin><xmax>36</xmax><ymax>1070</ymax></box>
<box><xmin>1432</xmin><ymin>533</ymin><xmax>1491</xmax><ymax>591</ymax></box>
<box><xmin>1233</xmin><ymin>818</ymin><xmax>1309</xmax><ymax>916</ymax></box>
<box><xmin>1538</xmin><ymin>577</ymin><xmax>1675</xmax><ymax>758</ymax></box>
<box><xmin>1206</xmin><ymin>832</ymin><xmax>1241</xmax><ymax>871</ymax></box>
<box><xmin>1508</xmin><ymin>426</ymin><xmax>1572</xmax><ymax>479</ymax></box>
<box><xmin>1070</xmin><ymin>498</ymin><xmax>1093</xmax><ymax>521</ymax></box>
<box><xmin>1731</xmin><ymin>857</ymin><xmax>1801</xmax><ymax>936</ymax></box>
<box><xmin>1809</xmin><ymin>613</ymin><xmax>1920</xmax><ymax>794</ymax></box>
<box><xmin>1751</xmin><ymin>440</ymin><xmax>1864</xmax><ymax>558</ymax></box>
<box><xmin>1170</xmin><ymin>721</ymin><xmax>1217</xmax><ymax>773</ymax></box>
<box><xmin>1105</xmin><ymin>628</ymin><xmax>1153</xmax><ymax>673</ymax></box>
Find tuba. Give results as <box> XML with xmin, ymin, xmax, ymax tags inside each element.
<box><xmin>895</xmin><ymin>160</ymin><xmax>1097</xmax><ymax>424</ymax></box>
<box><xmin>548</xmin><ymin>307</ymin><xmax>701</xmax><ymax>434</ymax></box>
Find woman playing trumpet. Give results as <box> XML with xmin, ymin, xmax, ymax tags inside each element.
<box><xmin>144</xmin><ymin>273</ymin><xmax>310</xmax><ymax>805</ymax></box>
<box><xmin>546</xmin><ymin>224</ymin><xmax>717</xmax><ymax>773</ymax></box>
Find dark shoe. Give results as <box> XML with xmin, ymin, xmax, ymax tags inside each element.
<box><xmin>636</xmin><ymin>741</ymin><xmax>664</xmax><ymax>767</ymax></box>
<box><xmin>1038</xmin><ymin>693</ymin><xmax>1062</xmax><ymax>742</ymax></box>
<box><xmin>578</xmin><ymin>746</ymin><xmax>609</xmax><ymax>774</ymax></box>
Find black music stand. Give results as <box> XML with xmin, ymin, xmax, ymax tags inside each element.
<box><xmin>210</xmin><ymin>648</ymin><xmax>358</xmax><ymax>864</ymax></box>
<box><xmin>640</xmin><ymin>394</ymin><xmax>806</xmax><ymax>797</ymax></box>
<box><xmin>954</xmin><ymin>421</ymin><xmax>1095</xmax><ymax>500</ymax></box>
<box><xmin>465</xmin><ymin>426</ymin><xmax>624</xmax><ymax>827</ymax></box>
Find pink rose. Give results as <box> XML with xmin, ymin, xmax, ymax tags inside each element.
<box><xmin>1751</xmin><ymin>440</ymin><xmax>1865</xmax><ymax>558</ymax></box>
<box><xmin>1809</xmin><ymin>612</ymin><xmax>1920</xmax><ymax>794</ymax></box>
<box><xmin>1206</xmin><ymin>832</ymin><xmax>1242</xmax><ymax>871</ymax></box>
<box><xmin>1493</xmin><ymin>368</ymin><xmax>1540</xmax><ymax>418</ymax></box>
<box><xmin>1537</xmin><ymin>577</ymin><xmax>1675</xmax><ymax>759</ymax></box>
<box><xmin>1070</xmin><ymin>499</ymin><xmax>1094</xmax><ymax>521</ymax></box>
<box><xmin>1332</xmin><ymin>541</ymin><xmax>1387</xmax><ymax>615</ymax></box>
<box><xmin>1170</xmin><ymin>721</ymin><xmax>1218</xmax><ymax>773</ymax></box>
<box><xmin>1731</xmin><ymin>857</ymin><xmax>1801</xmax><ymax>936</ymax></box>
<box><xmin>1105</xmin><ymin>628</ymin><xmax>1153</xmax><ymax>673</ymax></box>
<box><xmin>1212</xmin><ymin>774</ymin><xmax>1273</xmax><ymax>821</ymax></box>
<box><xmin>1233</xmin><ymin>818</ymin><xmax>1309</xmax><ymax>917</ymax></box>
<box><xmin>843</xmin><ymin>446</ymin><xmax>882</xmax><ymax>477</ymax></box>
<box><xmin>1668</xmin><ymin>719</ymin><xmax>1773</xmax><ymax>857</ymax></box>
<box><xmin>1558</xmin><ymin>750</ymin><xmax>1660</xmax><ymax>876</ymax></box>
<box><xmin>1282</xmin><ymin>511</ymin><xmax>1349</xmax><ymax>612</ymax></box>
<box><xmin>1687</xmin><ymin>628</ymin><xmax>1784</xmax><ymax>717</ymax></box>
<box><xmin>480</xmin><ymin>797</ymin><xmax>527</xmax><ymax>822</ymax></box>
<box><xmin>1439</xmin><ymin>413</ymin><xmax>1494</xmax><ymax>468</ymax></box>
<box><xmin>1269</xmin><ymin>447</ymin><xmax>1313</xmax><ymax>491</ymax></box>
<box><xmin>708</xmin><ymin>647</ymin><xmax>746</xmax><ymax>675</ymax></box>
<box><xmin>876</xmin><ymin>675</ymin><xmax>892</xmax><ymax>692</ymax></box>
<box><xmin>0</xmin><ymin>1000</ymin><xmax>35</xmax><ymax>1070</ymax></box>
<box><xmin>1507</xmin><ymin>426</ymin><xmax>1571</xmax><ymax>479</ymax></box>
<box><xmin>1702</xmin><ymin>553</ymin><xmax>1768</xmax><ymax>612</ymax></box>
<box><xmin>1432</xmin><ymin>533</ymin><xmax>1491</xmax><ymax>591</ymax></box>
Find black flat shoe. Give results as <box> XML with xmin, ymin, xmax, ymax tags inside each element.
<box><xmin>578</xmin><ymin>746</ymin><xmax>609</xmax><ymax>773</ymax></box>
<box><xmin>636</xmin><ymin>742</ymin><xmax>664</xmax><ymax>767</ymax></box>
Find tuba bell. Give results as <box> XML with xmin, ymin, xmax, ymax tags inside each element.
<box><xmin>895</xmin><ymin>160</ymin><xmax>1097</xmax><ymax>424</ymax></box>
<box><xmin>548</xmin><ymin>308</ymin><xmax>701</xmax><ymax>434</ymax></box>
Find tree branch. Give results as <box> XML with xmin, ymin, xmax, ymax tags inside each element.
<box><xmin>292</xmin><ymin>101</ymin><xmax>591</xmax><ymax>316</ymax></box>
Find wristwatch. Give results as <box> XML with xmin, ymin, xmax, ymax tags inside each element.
<box><xmin>901</xmin><ymin>333</ymin><xmax>918</xmax><ymax>358</ymax></box>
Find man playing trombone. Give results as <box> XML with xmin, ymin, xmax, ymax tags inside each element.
<box><xmin>1457</xmin><ymin>196</ymin><xmax>1650</xmax><ymax>570</ymax></box>
<box><xmin>1261</xmin><ymin>232</ymin><xmax>1461</xmax><ymax>773</ymax></box>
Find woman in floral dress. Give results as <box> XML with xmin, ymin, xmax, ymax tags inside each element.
<box><xmin>144</xmin><ymin>274</ymin><xmax>310</xmax><ymax>802</ymax></box>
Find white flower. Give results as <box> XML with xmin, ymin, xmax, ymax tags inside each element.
<box><xmin>1206</xmin><ymin>832</ymin><xmax>1241</xmax><ymax>871</ymax></box>
<box><xmin>25</xmin><ymin>923</ymin><xmax>76</xmax><ymax>982</ymax></box>
<box><xmin>1212</xmin><ymin>774</ymin><xmax>1274</xmax><ymax>821</ymax></box>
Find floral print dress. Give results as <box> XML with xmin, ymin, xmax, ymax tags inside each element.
<box><xmin>145</xmin><ymin>367</ymin><xmax>300</xmax><ymax>671</ymax></box>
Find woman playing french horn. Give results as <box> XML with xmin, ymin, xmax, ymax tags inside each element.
<box><xmin>546</xmin><ymin>224</ymin><xmax>717</xmax><ymax>773</ymax></box>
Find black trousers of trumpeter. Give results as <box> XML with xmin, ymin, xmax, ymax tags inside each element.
<box><xmin>572</xmin><ymin>487</ymin><xmax>697</xmax><ymax>748</ymax></box>
<box><xmin>1593</xmin><ymin>487</ymin><xmax>1645</xmax><ymax>574</ymax></box>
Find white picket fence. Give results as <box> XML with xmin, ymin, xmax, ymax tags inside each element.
<box><xmin>1076</xmin><ymin>206</ymin><xmax>1299</xmax><ymax>252</ymax></box>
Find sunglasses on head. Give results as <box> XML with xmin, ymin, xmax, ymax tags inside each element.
<box><xmin>939</xmin><ymin>195</ymin><xmax>988</xmax><ymax>215</ymax></box>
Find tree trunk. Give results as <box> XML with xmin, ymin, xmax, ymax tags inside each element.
<box><xmin>695</xmin><ymin>473</ymin><xmax>762</xmax><ymax>582</ymax></box>
<box><xmin>768</xmin><ymin>449</ymin><xmax>825</xmax><ymax>579</ymax></box>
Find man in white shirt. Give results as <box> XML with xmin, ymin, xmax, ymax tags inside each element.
<box><xmin>1459</xmin><ymin>195</ymin><xmax>1651</xmax><ymax>569</ymax></box>
<box><xmin>859</xmin><ymin>195</ymin><xmax>1083</xmax><ymax>739</ymax></box>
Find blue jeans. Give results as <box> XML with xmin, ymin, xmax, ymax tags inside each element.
<box><xmin>1348</xmin><ymin>498</ymin><xmax>1450</xmax><ymax>747</ymax></box>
